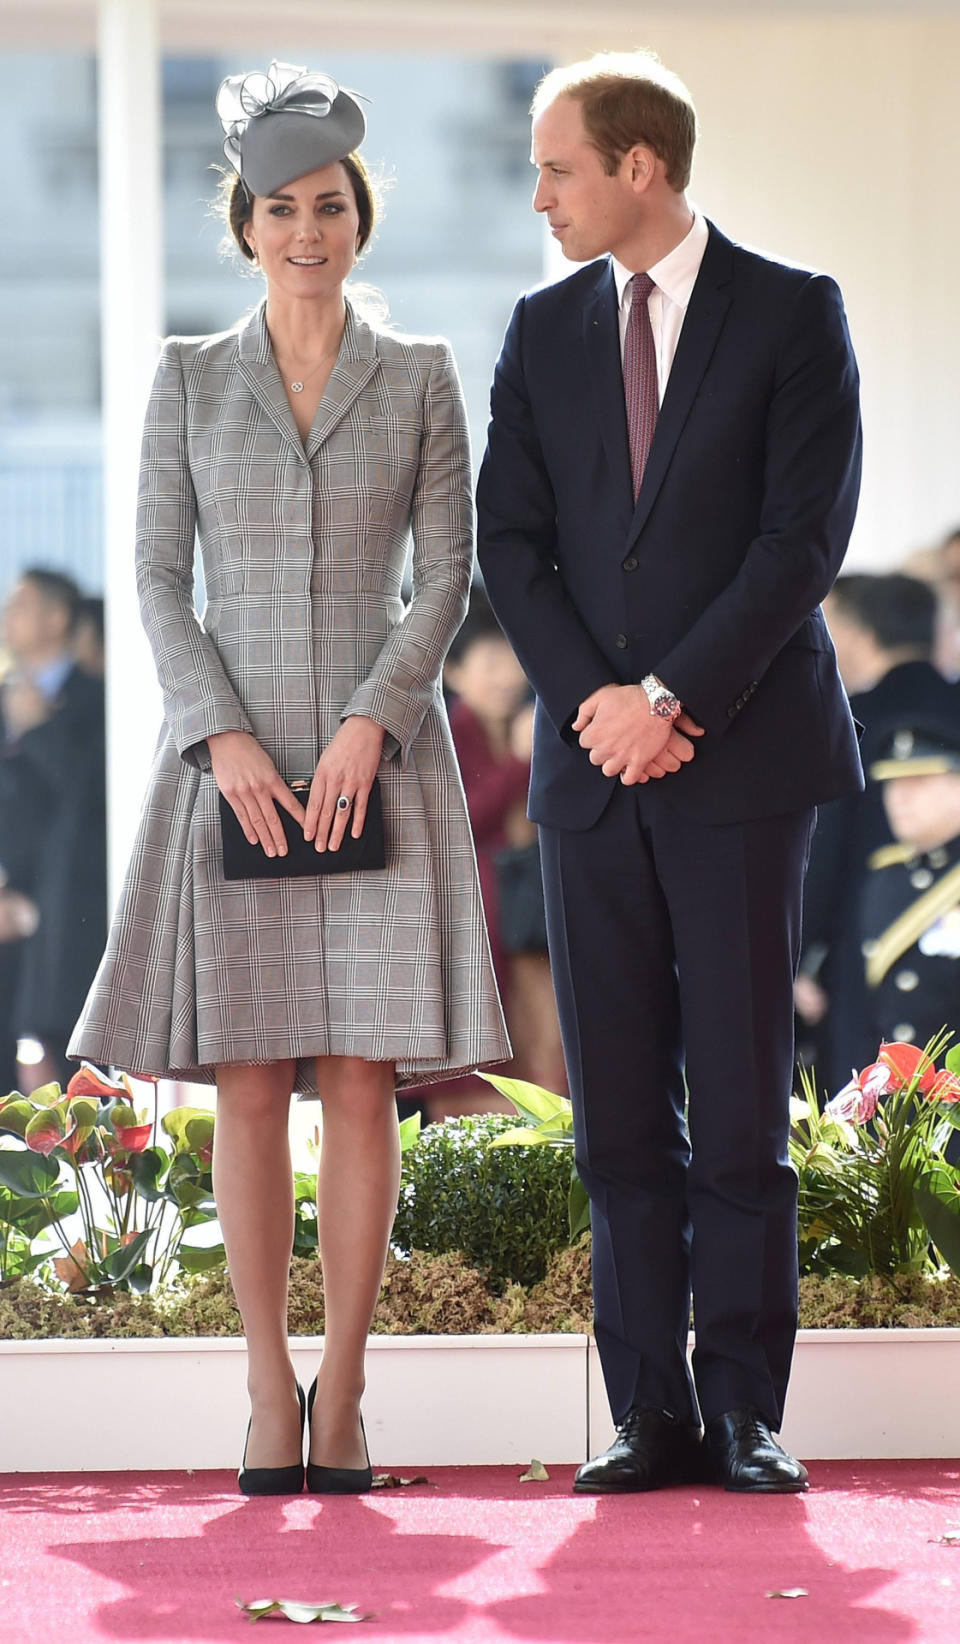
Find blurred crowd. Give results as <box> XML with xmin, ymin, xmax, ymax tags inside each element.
<box><xmin>0</xmin><ymin>569</ymin><xmax>106</xmax><ymax>1096</ymax></box>
<box><xmin>798</xmin><ymin>527</ymin><xmax>960</xmax><ymax>1091</ymax></box>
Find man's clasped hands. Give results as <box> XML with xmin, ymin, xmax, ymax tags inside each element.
<box><xmin>573</xmin><ymin>683</ymin><xmax>704</xmax><ymax>786</ymax></box>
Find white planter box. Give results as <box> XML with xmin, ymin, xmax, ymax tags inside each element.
<box><xmin>588</xmin><ymin>1329</ymin><xmax>960</xmax><ymax>1461</ymax></box>
<box><xmin>0</xmin><ymin>1334</ymin><xmax>588</xmax><ymax>1474</ymax></box>
<box><xmin>2</xmin><ymin>1328</ymin><xmax>958</xmax><ymax>1473</ymax></box>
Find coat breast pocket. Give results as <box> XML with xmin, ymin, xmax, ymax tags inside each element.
<box><xmin>363</xmin><ymin>416</ymin><xmax>422</xmax><ymax>494</ymax></box>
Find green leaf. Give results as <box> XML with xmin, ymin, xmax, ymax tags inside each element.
<box><xmin>0</xmin><ymin>1099</ymin><xmax>34</xmax><ymax>1138</ymax></box>
<box><xmin>101</xmin><ymin>1227</ymin><xmax>153</xmax><ymax>1282</ymax></box>
<box><xmin>0</xmin><ymin>1148</ymin><xmax>60</xmax><ymax>1198</ymax></box>
<box><xmin>177</xmin><ymin>1239</ymin><xmax>226</xmax><ymax>1274</ymax></box>
<box><xmin>487</xmin><ymin>1127</ymin><xmax>550</xmax><ymax>1147</ymax></box>
<box><xmin>398</xmin><ymin>1112</ymin><xmax>421</xmax><ymax>1154</ymax></box>
<box><xmin>945</xmin><ymin>1045</ymin><xmax>960</xmax><ymax>1077</ymax></box>
<box><xmin>165</xmin><ymin>1111</ymin><xmax>216</xmax><ymax>1150</ymax></box>
<box><xmin>172</xmin><ymin>1179</ymin><xmax>216</xmax><ymax>1210</ymax></box>
<box><xmin>236</xmin><ymin>1596</ymin><xmax>372</xmax><ymax>1623</ymax></box>
<box><xmin>568</xmin><ymin>1172</ymin><xmax>591</xmax><ymax>1242</ymax></box>
<box><xmin>915</xmin><ymin>1184</ymin><xmax>960</xmax><ymax>1278</ymax></box>
<box><xmin>184</xmin><ymin>1114</ymin><xmax>214</xmax><ymax>1151</ymax></box>
<box><xmin>27</xmin><ymin>1081</ymin><xmax>62</xmax><ymax>1107</ymax></box>
<box><xmin>127</xmin><ymin>1262</ymin><xmax>154</xmax><ymax>1294</ymax></box>
<box><xmin>130</xmin><ymin>1147</ymin><xmax>167</xmax><ymax>1201</ymax></box>
<box><xmin>294</xmin><ymin>1171</ymin><xmax>318</xmax><ymax>1203</ymax></box>
<box><xmin>477</xmin><ymin>1072</ymin><xmax>570</xmax><ymax>1127</ymax></box>
<box><xmin>24</xmin><ymin>1107</ymin><xmax>68</xmax><ymax>1157</ymax></box>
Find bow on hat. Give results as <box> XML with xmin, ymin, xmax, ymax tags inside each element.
<box><xmin>216</xmin><ymin>60</ymin><xmax>339</xmax><ymax>175</ymax></box>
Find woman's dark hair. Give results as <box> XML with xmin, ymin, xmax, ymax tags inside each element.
<box><xmin>219</xmin><ymin>152</ymin><xmax>378</xmax><ymax>263</ymax></box>
<box><xmin>446</xmin><ymin>588</ymin><xmax>513</xmax><ymax>664</ymax></box>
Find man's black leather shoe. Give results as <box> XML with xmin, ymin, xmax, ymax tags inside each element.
<box><xmin>704</xmin><ymin>1409</ymin><xmax>809</xmax><ymax>1492</ymax></box>
<box><xmin>573</xmin><ymin>1406</ymin><xmax>703</xmax><ymax>1493</ymax></box>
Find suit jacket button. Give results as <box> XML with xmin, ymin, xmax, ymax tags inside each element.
<box><xmin>615</xmin><ymin>633</ymin><xmax>629</xmax><ymax>649</ymax></box>
<box><xmin>623</xmin><ymin>556</ymin><xmax>638</xmax><ymax>572</ymax></box>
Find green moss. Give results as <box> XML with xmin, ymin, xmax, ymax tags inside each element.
<box><xmin>797</xmin><ymin>1270</ymin><xmax>960</xmax><ymax>1329</ymax></box>
<box><xmin>4</xmin><ymin>1248</ymin><xmax>960</xmax><ymax>1341</ymax></box>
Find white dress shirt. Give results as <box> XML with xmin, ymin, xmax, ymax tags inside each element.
<box><xmin>611</xmin><ymin>209</ymin><xmax>710</xmax><ymax>404</ymax></box>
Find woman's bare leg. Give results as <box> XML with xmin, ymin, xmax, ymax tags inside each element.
<box><xmin>213</xmin><ymin>1059</ymin><xmax>301</xmax><ymax>1469</ymax></box>
<box><xmin>310</xmin><ymin>1056</ymin><xmax>399</xmax><ymax>1470</ymax></box>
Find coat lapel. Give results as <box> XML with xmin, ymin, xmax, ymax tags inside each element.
<box><xmin>626</xmin><ymin>222</ymin><xmax>734</xmax><ymax>546</ymax></box>
<box><xmin>234</xmin><ymin>300</ymin><xmax>381</xmax><ymax>464</ymax></box>
<box><xmin>304</xmin><ymin>303</ymin><xmax>380</xmax><ymax>462</ymax></box>
<box><xmin>235</xmin><ymin>302</ymin><xmax>306</xmax><ymax>459</ymax></box>
<box><xmin>582</xmin><ymin>262</ymin><xmax>633</xmax><ymax>520</ymax></box>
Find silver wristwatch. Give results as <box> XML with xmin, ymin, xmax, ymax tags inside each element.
<box><xmin>640</xmin><ymin>673</ymin><xmax>682</xmax><ymax>721</ymax></box>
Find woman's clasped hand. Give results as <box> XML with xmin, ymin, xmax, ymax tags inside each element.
<box><xmin>209</xmin><ymin>716</ymin><xmax>384</xmax><ymax>855</ymax></box>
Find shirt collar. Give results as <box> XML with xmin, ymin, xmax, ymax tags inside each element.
<box><xmin>30</xmin><ymin>655</ymin><xmax>73</xmax><ymax>700</ymax></box>
<box><xmin>612</xmin><ymin>207</ymin><xmax>709</xmax><ymax>309</ymax></box>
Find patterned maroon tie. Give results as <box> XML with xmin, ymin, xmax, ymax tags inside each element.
<box><xmin>623</xmin><ymin>272</ymin><xmax>658</xmax><ymax>499</ymax></box>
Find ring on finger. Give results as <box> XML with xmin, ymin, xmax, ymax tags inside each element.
<box><xmin>336</xmin><ymin>794</ymin><xmax>352</xmax><ymax>813</ymax></box>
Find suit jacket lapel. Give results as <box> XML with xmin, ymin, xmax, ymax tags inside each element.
<box><xmin>627</xmin><ymin>221</ymin><xmax>734</xmax><ymax>546</ymax></box>
<box><xmin>582</xmin><ymin>263</ymin><xmax>633</xmax><ymax>523</ymax></box>
<box><xmin>235</xmin><ymin>300</ymin><xmax>380</xmax><ymax>464</ymax></box>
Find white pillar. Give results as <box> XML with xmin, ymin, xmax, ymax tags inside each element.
<box><xmin>98</xmin><ymin>0</ymin><xmax>164</xmax><ymax>902</ymax></box>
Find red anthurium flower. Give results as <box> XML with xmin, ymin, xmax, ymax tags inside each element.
<box><xmin>826</xmin><ymin>1059</ymin><xmax>893</xmax><ymax>1124</ymax></box>
<box><xmin>66</xmin><ymin>1062</ymin><xmax>124</xmax><ymax>1101</ymax></box>
<box><xmin>24</xmin><ymin>1106</ymin><xmax>75</xmax><ymax>1157</ymax></box>
<box><xmin>877</xmin><ymin>1041</ymin><xmax>937</xmax><ymax>1094</ymax></box>
<box><xmin>109</xmin><ymin>1101</ymin><xmax>152</xmax><ymax>1153</ymax></box>
<box><xmin>927</xmin><ymin>1070</ymin><xmax>960</xmax><ymax>1105</ymax></box>
<box><xmin>113</xmin><ymin>1121</ymin><xmax>153</xmax><ymax>1153</ymax></box>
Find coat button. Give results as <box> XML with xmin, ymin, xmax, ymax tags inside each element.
<box><xmin>623</xmin><ymin>556</ymin><xmax>638</xmax><ymax>572</ymax></box>
<box><xmin>615</xmin><ymin>634</ymin><xmax>628</xmax><ymax>649</ymax></box>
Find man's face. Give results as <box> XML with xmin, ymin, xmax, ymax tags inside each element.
<box><xmin>2</xmin><ymin>579</ymin><xmax>59</xmax><ymax>663</ymax></box>
<box><xmin>883</xmin><ymin>771</ymin><xmax>960</xmax><ymax>854</ymax></box>
<box><xmin>531</xmin><ymin>95</ymin><xmax>640</xmax><ymax>264</ymax></box>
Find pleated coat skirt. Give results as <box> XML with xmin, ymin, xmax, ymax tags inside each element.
<box><xmin>70</xmin><ymin>300</ymin><xmax>511</xmax><ymax>1093</ymax></box>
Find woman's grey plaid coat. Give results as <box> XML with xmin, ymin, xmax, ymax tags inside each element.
<box><xmin>70</xmin><ymin>300</ymin><xmax>511</xmax><ymax>1093</ymax></box>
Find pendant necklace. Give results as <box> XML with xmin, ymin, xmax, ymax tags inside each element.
<box><xmin>285</xmin><ymin>345</ymin><xmax>340</xmax><ymax>394</ymax></box>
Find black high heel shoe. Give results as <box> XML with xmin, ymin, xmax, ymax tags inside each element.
<box><xmin>238</xmin><ymin>1382</ymin><xmax>306</xmax><ymax>1495</ymax></box>
<box><xmin>305</xmin><ymin>1376</ymin><xmax>373</xmax><ymax>1494</ymax></box>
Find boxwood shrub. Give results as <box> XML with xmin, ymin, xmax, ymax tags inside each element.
<box><xmin>392</xmin><ymin>1112</ymin><xmax>572</xmax><ymax>1290</ymax></box>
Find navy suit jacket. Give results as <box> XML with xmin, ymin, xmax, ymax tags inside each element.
<box><xmin>476</xmin><ymin>221</ymin><xmax>865</xmax><ymax>828</ymax></box>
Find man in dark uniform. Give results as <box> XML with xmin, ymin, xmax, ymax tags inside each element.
<box><xmin>0</xmin><ymin>569</ymin><xmax>107</xmax><ymax>1090</ymax></box>
<box><xmin>860</xmin><ymin>724</ymin><xmax>960</xmax><ymax>1055</ymax></box>
<box><xmin>799</xmin><ymin>574</ymin><xmax>960</xmax><ymax>1088</ymax></box>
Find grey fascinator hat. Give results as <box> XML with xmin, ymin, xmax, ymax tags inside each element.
<box><xmin>216</xmin><ymin>61</ymin><xmax>367</xmax><ymax>197</ymax></box>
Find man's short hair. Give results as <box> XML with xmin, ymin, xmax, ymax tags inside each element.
<box><xmin>531</xmin><ymin>50</ymin><xmax>697</xmax><ymax>191</ymax></box>
<box><xmin>21</xmin><ymin>567</ymin><xmax>82</xmax><ymax>634</ymax></box>
<box><xmin>829</xmin><ymin>573</ymin><xmax>937</xmax><ymax>655</ymax></box>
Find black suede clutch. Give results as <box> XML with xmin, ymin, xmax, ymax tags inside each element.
<box><xmin>218</xmin><ymin>777</ymin><xmax>385</xmax><ymax>880</ymax></box>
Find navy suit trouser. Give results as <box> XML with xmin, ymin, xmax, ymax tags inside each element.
<box><xmin>539</xmin><ymin>783</ymin><xmax>815</xmax><ymax>1431</ymax></box>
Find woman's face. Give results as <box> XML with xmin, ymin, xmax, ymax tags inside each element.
<box><xmin>243</xmin><ymin>162</ymin><xmax>361</xmax><ymax>300</ymax></box>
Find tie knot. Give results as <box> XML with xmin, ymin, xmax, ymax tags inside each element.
<box><xmin>630</xmin><ymin>272</ymin><xmax>655</xmax><ymax>307</ymax></box>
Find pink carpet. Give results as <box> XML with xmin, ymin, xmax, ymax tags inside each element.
<box><xmin>2</xmin><ymin>1463</ymin><xmax>959</xmax><ymax>1642</ymax></box>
